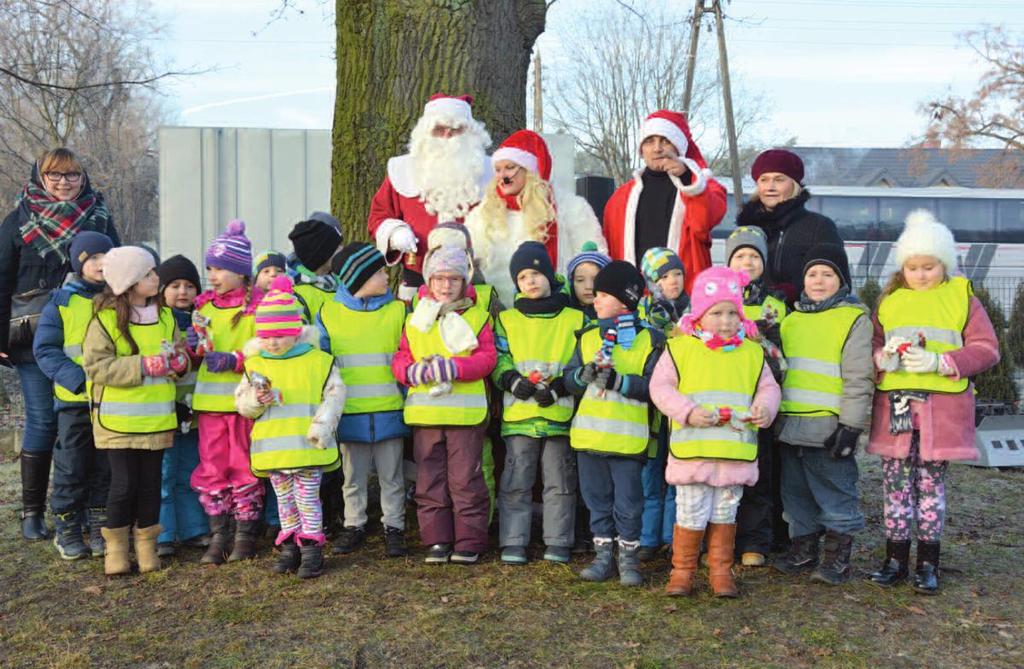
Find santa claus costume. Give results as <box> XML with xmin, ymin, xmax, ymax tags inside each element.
<box><xmin>602</xmin><ymin>110</ymin><xmax>727</xmax><ymax>294</ymax></box>
<box><xmin>465</xmin><ymin>129</ymin><xmax>606</xmax><ymax>305</ymax></box>
<box><xmin>368</xmin><ymin>94</ymin><xmax>493</xmax><ymax>298</ymax></box>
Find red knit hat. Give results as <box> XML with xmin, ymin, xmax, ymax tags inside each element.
<box><xmin>423</xmin><ymin>93</ymin><xmax>474</xmax><ymax>123</ymax></box>
<box><xmin>638</xmin><ymin>110</ymin><xmax>709</xmax><ymax>170</ymax></box>
<box><xmin>491</xmin><ymin>129</ymin><xmax>552</xmax><ymax>181</ymax></box>
<box><xmin>751</xmin><ymin>149</ymin><xmax>805</xmax><ymax>184</ymax></box>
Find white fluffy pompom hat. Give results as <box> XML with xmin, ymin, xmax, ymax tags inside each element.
<box><xmin>894</xmin><ymin>209</ymin><xmax>958</xmax><ymax>273</ymax></box>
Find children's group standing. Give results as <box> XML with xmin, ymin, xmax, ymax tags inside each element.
<box><xmin>30</xmin><ymin>185</ymin><xmax>997</xmax><ymax>597</ymax></box>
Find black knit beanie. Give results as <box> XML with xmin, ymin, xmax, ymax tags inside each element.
<box><xmin>594</xmin><ymin>260</ymin><xmax>645</xmax><ymax>311</ymax></box>
<box><xmin>158</xmin><ymin>254</ymin><xmax>202</xmax><ymax>292</ymax></box>
<box><xmin>509</xmin><ymin>241</ymin><xmax>557</xmax><ymax>291</ymax></box>
<box><xmin>332</xmin><ymin>242</ymin><xmax>387</xmax><ymax>295</ymax></box>
<box><xmin>288</xmin><ymin>218</ymin><xmax>343</xmax><ymax>271</ymax></box>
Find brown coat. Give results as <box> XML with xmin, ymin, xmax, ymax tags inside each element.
<box><xmin>82</xmin><ymin>313</ymin><xmax>185</xmax><ymax>451</ymax></box>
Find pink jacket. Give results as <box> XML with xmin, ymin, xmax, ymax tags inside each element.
<box><xmin>392</xmin><ymin>284</ymin><xmax>497</xmax><ymax>386</ymax></box>
<box><xmin>650</xmin><ymin>348</ymin><xmax>782</xmax><ymax>487</ymax></box>
<box><xmin>867</xmin><ymin>296</ymin><xmax>999</xmax><ymax>462</ymax></box>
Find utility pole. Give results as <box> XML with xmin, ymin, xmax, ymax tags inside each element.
<box><xmin>682</xmin><ymin>0</ymin><xmax>744</xmax><ymax>209</ymax></box>
<box><xmin>532</xmin><ymin>50</ymin><xmax>543</xmax><ymax>133</ymax></box>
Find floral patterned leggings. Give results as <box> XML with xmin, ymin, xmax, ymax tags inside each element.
<box><xmin>880</xmin><ymin>432</ymin><xmax>948</xmax><ymax>542</ymax></box>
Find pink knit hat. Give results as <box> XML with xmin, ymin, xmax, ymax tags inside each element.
<box><xmin>679</xmin><ymin>266</ymin><xmax>758</xmax><ymax>337</ymax></box>
<box><xmin>255</xmin><ymin>275</ymin><xmax>303</xmax><ymax>338</ymax></box>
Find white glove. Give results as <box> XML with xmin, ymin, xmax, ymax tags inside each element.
<box><xmin>879</xmin><ymin>336</ymin><xmax>910</xmax><ymax>372</ymax></box>
<box><xmin>388</xmin><ymin>224</ymin><xmax>418</xmax><ymax>254</ymax></box>
<box><xmin>902</xmin><ymin>346</ymin><xmax>939</xmax><ymax>374</ymax></box>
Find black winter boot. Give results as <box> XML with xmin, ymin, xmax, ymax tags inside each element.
<box><xmin>773</xmin><ymin>531</ymin><xmax>822</xmax><ymax>575</ymax></box>
<box><xmin>810</xmin><ymin>530</ymin><xmax>854</xmax><ymax>585</ymax></box>
<box><xmin>383</xmin><ymin>526</ymin><xmax>407</xmax><ymax>558</ymax></box>
<box><xmin>201</xmin><ymin>514</ymin><xmax>231</xmax><ymax>565</ymax></box>
<box><xmin>297</xmin><ymin>541</ymin><xmax>324</xmax><ymax>579</ymax></box>
<box><xmin>272</xmin><ymin>537</ymin><xmax>301</xmax><ymax>574</ymax></box>
<box><xmin>53</xmin><ymin>510</ymin><xmax>90</xmax><ymax>560</ymax></box>
<box><xmin>20</xmin><ymin>451</ymin><xmax>51</xmax><ymax>540</ymax></box>
<box><xmin>866</xmin><ymin>539</ymin><xmax>910</xmax><ymax>587</ymax></box>
<box><xmin>913</xmin><ymin>541</ymin><xmax>940</xmax><ymax>595</ymax></box>
<box><xmin>227</xmin><ymin>520</ymin><xmax>261</xmax><ymax>562</ymax></box>
<box><xmin>88</xmin><ymin>508</ymin><xmax>107</xmax><ymax>557</ymax></box>
<box><xmin>331</xmin><ymin>525</ymin><xmax>366</xmax><ymax>555</ymax></box>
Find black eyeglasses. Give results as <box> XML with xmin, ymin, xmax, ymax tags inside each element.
<box><xmin>43</xmin><ymin>171</ymin><xmax>82</xmax><ymax>183</ymax></box>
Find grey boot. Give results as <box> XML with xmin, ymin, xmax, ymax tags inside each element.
<box><xmin>579</xmin><ymin>537</ymin><xmax>616</xmax><ymax>582</ymax></box>
<box><xmin>617</xmin><ymin>539</ymin><xmax>643</xmax><ymax>587</ymax></box>
<box><xmin>88</xmin><ymin>508</ymin><xmax>107</xmax><ymax>557</ymax></box>
<box><xmin>201</xmin><ymin>514</ymin><xmax>231</xmax><ymax>565</ymax></box>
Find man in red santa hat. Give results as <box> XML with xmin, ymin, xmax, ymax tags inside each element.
<box><xmin>368</xmin><ymin>93</ymin><xmax>493</xmax><ymax>299</ymax></box>
<box><xmin>466</xmin><ymin>129</ymin><xmax>605</xmax><ymax>304</ymax></box>
<box><xmin>602</xmin><ymin>110</ymin><xmax>727</xmax><ymax>294</ymax></box>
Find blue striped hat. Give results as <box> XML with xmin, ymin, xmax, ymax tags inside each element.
<box><xmin>567</xmin><ymin>241</ymin><xmax>611</xmax><ymax>280</ymax></box>
<box><xmin>332</xmin><ymin>242</ymin><xmax>386</xmax><ymax>294</ymax></box>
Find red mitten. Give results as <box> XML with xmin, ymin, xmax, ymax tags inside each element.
<box><xmin>142</xmin><ymin>354</ymin><xmax>171</xmax><ymax>377</ymax></box>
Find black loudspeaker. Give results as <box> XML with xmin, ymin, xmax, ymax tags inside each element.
<box><xmin>575</xmin><ymin>175</ymin><xmax>616</xmax><ymax>222</ymax></box>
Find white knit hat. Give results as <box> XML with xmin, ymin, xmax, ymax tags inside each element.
<box><xmin>894</xmin><ymin>209</ymin><xmax>958</xmax><ymax>272</ymax></box>
<box><xmin>102</xmin><ymin>246</ymin><xmax>156</xmax><ymax>296</ymax></box>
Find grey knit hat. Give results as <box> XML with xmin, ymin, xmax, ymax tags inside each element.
<box><xmin>726</xmin><ymin>226</ymin><xmax>769</xmax><ymax>264</ymax></box>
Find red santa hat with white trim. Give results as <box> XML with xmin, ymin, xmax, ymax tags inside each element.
<box><xmin>638</xmin><ymin>109</ymin><xmax>710</xmax><ymax>171</ymax></box>
<box><xmin>491</xmin><ymin>129</ymin><xmax>552</xmax><ymax>181</ymax></box>
<box><xmin>422</xmin><ymin>93</ymin><xmax>475</xmax><ymax>124</ymax></box>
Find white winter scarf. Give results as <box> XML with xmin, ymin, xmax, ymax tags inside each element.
<box><xmin>409</xmin><ymin>297</ymin><xmax>479</xmax><ymax>355</ymax></box>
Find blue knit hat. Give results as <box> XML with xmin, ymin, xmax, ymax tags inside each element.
<box><xmin>69</xmin><ymin>231</ymin><xmax>113</xmax><ymax>274</ymax></box>
<box><xmin>567</xmin><ymin>241</ymin><xmax>611</xmax><ymax>281</ymax></box>
<box><xmin>509</xmin><ymin>241</ymin><xmax>558</xmax><ymax>290</ymax></box>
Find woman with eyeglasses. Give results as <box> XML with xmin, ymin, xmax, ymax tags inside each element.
<box><xmin>0</xmin><ymin>147</ymin><xmax>120</xmax><ymax>541</ymax></box>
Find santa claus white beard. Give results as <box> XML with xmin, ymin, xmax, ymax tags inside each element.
<box><xmin>410</xmin><ymin>132</ymin><xmax>487</xmax><ymax>221</ymax></box>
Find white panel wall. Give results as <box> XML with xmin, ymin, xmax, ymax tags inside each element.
<box><xmin>158</xmin><ymin>127</ymin><xmax>332</xmax><ymax>271</ymax></box>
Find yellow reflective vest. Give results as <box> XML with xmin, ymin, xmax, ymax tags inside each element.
<box><xmin>91</xmin><ymin>307</ymin><xmax>177</xmax><ymax>434</ymax></box>
<box><xmin>319</xmin><ymin>298</ymin><xmax>406</xmax><ymax>414</ymax></box>
<box><xmin>570</xmin><ymin>327</ymin><xmax>654</xmax><ymax>456</ymax></box>
<box><xmin>54</xmin><ymin>293</ymin><xmax>93</xmax><ymax>404</ymax></box>
<box><xmin>498</xmin><ymin>306</ymin><xmax>584</xmax><ymax>425</ymax></box>
<box><xmin>403</xmin><ymin>305</ymin><xmax>490</xmax><ymax>427</ymax></box>
<box><xmin>295</xmin><ymin>282</ymin><xmax>334</xmax><ymax>324</ymax></box>
<box><xmin>876</xmin><ymin>276</ymin><xmax>971</xmax><ymax>394</ymax></box>
<box><xmin>192</xmin><ymin>301</ymin><xmax>254</xmax><ymax>413</ymax></box>
<box><xmin>780</xmin><ymin>305</ymin><xmax>864</xmax><ymax>416</ymax></box>
<box><xmin>666</xmin><ymin>335</ymin><xmax>763</xmax><ymax>461</ymax></box>
<box><xmin>245</xmin><ymin>348</ymin><xmax>340</xmax><ymax>476</ymax></box>
<box><xmin>742</xmin><ymin>294</ymin><xmax>787</xmax><ymax>323</ymax></box>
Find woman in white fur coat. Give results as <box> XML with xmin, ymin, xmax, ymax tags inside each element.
<box><xmin>465</xmin><ymin>129</ymin><xmax>607</xmax><ymax>304</ymax></box>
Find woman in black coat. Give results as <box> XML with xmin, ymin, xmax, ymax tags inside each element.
<box><xmin>735</xmin><ymin>149</ymin><xmax>844</xmax><ymax>305</ymax></box>
<box><xmin>0</xmin><ymin>148</ymin><xmax>120</xmax><ymax>540</ymax></box>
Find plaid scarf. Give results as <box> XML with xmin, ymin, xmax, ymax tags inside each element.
<box><xmin>17</xmin><ymin>176</ymin><xmax>110</xmax><ymax>263</ymax></box>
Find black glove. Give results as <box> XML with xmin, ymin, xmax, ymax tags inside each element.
<box><xmin>175</xmin><ymin>402</ymin><xmax>193</xmax><ymax>429</ymax></box>
<box><xmin>500</xmin><ymin>370</ymin><xmax>537</xmax><ymax>400</ymax></box>
<box><xmin>535</xmin><ymin>377</ymin><xmax>566</xmax><ymax>408</ymax></box>
<box><xmin>575</xmin><ymin>362</ymin><xmax>599</xmax><ymax>385</ymax></box>
<box><xmin>594</xmin><ymin>368</ymin><xmax>623</xmax><ymax>392</ymax></box>
<box><xmin>825</xmin><ymin>424</ymin><xmax>861</xmax><ymax>459</ymax></box>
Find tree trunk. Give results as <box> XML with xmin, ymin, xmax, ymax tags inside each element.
<box><xmin>332</xmin><ymin>0</ymin><xmax>547</xmax><ymax>244</ymax></box>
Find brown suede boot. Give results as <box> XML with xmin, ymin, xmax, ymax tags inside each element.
<box><xmin>707</xmin><ymin>522</ymin><xmax>739</xmax><ymax>598</ymax></box>
<box><xmin>665</xmin><ymin>526</ymin><xmax>704</xmax><ymax>597</ymax></box>
<box><xmin>101</xmin><ymin>526</ymin><xmax>131</xmax><ymax>576</ymax></box>
<box><xmin>134</xmin><ymin>524</ymin><xmax>163</xmax><ymax>573</ymax></box>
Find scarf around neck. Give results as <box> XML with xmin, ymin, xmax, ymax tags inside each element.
<box><xmin>795</xmin><ymin>286</ymin><xmax>856</xmax><ymax>313</ymax></box>
<box><xmin>514</xmin><ymin>289</ymin><xmax>568</xmax><ymax>315</ymax></box>
<box><xmin>18</xmin><ymin>175</ymin><xmax>109</xmax><ymax>263</ymax></box>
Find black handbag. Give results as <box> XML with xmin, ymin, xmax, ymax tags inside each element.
<box><xmin>7</xmin><ymin>287</ymin><xmax>51</xmax><ymax>350</ymax></box>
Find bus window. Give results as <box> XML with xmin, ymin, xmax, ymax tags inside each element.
<box><xmin>879</xmin><ymin>197</ymin><xmax>934</xmax><ymax>242</ymax></box>
<box><xmin>937</xmin><ymin>199</ymin><xmax>996</xmax><ymax>242</ymax></box>
<box><xmin>820</xmin><ymin>197</ymin><xmax>878</xmax><ymax>241</ymax></box>
<box><xmin>996</xmin><ymin>200</ymin><xmax>1024</xmax><ymax>243</ymax></box>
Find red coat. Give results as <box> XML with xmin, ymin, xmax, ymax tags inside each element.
<box><xmin>602</xmin><ymin>168</ymin><xmax>727</xmax><ymax>294</ymax></box>
<box><xmin>367</xmin><ymin>154</ymin><xmax>491</xmax><ymax>276</ymax></box>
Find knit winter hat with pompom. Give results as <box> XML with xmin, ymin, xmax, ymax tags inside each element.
<box><xmin>894</xmin><ymin>209</ymin><xmax>958</xmax><ymax>272</ymax></box>
<box><xmin>679</xmin><ymin>266</ymin><xmax>758</xmax><ymax>338</ymax></box>
<box><xmin>255</xmin><ymin>275</ymin><xmax>303</xmax><ymax>338</ymax></box>
<box><xmin>206</xmin><ymin>219</ymin><xmax>253</xmax><ymax>277</ymax></box>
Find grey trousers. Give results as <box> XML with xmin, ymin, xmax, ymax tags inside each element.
<box><xmin>498</xmin><ymin>435</ymin><xmax>577</xmax><ymax>548</ymax></box>
<box><xmin>341</xmin><ymin>438</ymin><xmax>406</xmax><ymax>531</ymax></box>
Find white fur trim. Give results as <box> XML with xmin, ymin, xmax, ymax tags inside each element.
<box><xmin>640</xmin><ymin>117</ymin><xmax>688</xmax><ymax>156</ymax></box>
<box><xmin>308</xmin><ymin>364</ymin><xmax>346</xmax><ymax>449</ymax></box>
<box><xmin>492</xmin><ymin>147</ymin><xmax>539</xmax><ymax>174</ymax></box>
<box><xmin>386</xmin><ymin>154</ymin><xmax>418</xmax><ymax>197</ymax></box>
<box><xmin>553</xmin><ymin>189</ymin><xmax>606</xmax><ymax>276</ymax></box>
<box><xmin>423</xmin><ymin>97</ymin><xmax>472</xmax><ymax>122</ymax></box>
<box><xmin>374</xmin><ymin>218</ymin><xmax>410</xmax><ymax>266</ymax></box>
<box><xmin>622</xmin><ymin>165</ymin><xmax>708</xmax><ymax>263</ymax></box>
<box><xmin>895</xmin><ymin>209</ymin><xmax>958</xmax><ymax>271</ymax></box>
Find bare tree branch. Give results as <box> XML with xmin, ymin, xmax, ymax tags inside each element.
<box><xmin>0</xmin><ymin>66</ymin><xmax>195</xmax><ymax>92</ymax></box>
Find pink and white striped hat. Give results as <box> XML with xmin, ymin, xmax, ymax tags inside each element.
<box><xmin>255</xmin><ymin>275</ymin><xmax>303</xmax><ymax>338</ymax></box>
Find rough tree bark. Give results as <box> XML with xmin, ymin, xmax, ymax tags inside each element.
<box><xmin>331</xmin><ymin>0</ymin><xmax>547</xmax><ymax>243</ymax></box>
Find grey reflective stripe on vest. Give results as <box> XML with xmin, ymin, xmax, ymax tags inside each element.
<box><xmin>671</xmin><ymin>424</ymin><xmax>756</xmax><ymax>445</ymax></box>
<box><xmin>405</xmin><ymin>392</ymin><xmax>488</xmax><ymax>410</ymax></box>
<box><xmin>688</xmin><ymin>390</ymin><xmax>752</xmax><ymax>407</ymax></box>
<box><xmin>573</xmin><ymin>414</ymin><xmax>649</xmax><ymax>440</ymax></box>
<box><xmin>63</xmin><ymin>344</ymin><xmax>83</xmax><ymax>358</ymax></box>
<box><xmin>786</xmin><ymin>357</ymin><xmax>841</xmax><ymax>377</ymax></box>
<box><xmin>142</xmin><ymin>376</ymin><xmax>167</xmax><ymax>386</ymax></box>
<box><xmin>502</xmin><ymin>392</ymin><xmax>574</xmax><ymax>410</ymax></box>
<box><xmin>177</xmin><ymin>371</ymin><xmax>198</xmax><ymax>387</ymax></box>
<box><xmin>345</xmin><ymin>383</ymin><xmax>402</xmax><ymax>400</ymax></box>
<box><xmin>885</xmin><ymin>326</ymin><xmax>962</xmax><ymax>347</ymax></box>
<box><xmin>100</xmin><ymin>400</ymin><xmax>175</xmax><ymax>416</ymax></box>
<box><xmin>782</xmin><ymin>387</ymin><xmax>840</xmax><ymax>410</ymax></box>
<box><xmin>335</xmin><ymin>352</ymin><xmax>394</xmax><ymax>368</ymax></box>
<box><xmin>251</xmin><ymin>434</ymin><xmax>309</xmax><ymax>454</ymax></box>
<box><xmin>194</xmin><ymin>381</ymin><xmax>239</xmax><ymax>396</ymax></box>
<box><xmin>514</xmin><ymin>360</ymin><xmax>563</xmax><ymax>376</ymax></box>
<box><xmin>262</xmin><ymin>403</ymin><xmax>316</xmax><ymax>421</ymax></box>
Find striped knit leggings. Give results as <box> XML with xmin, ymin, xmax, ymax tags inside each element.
<box><xmin>269</xmin><ymin>468</ymin><xmax>324</xmax><ymax>545</ymax></box>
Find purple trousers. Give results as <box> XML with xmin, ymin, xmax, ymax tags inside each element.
<box><xmin>413</xmin><ymin>424</ymin><xmax>489</xmax><ymax>553</ymax></box>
